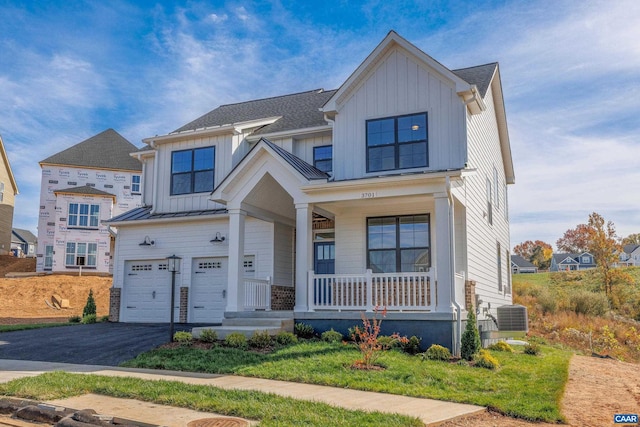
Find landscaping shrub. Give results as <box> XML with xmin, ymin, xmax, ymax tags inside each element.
<box><xmin>199</xmin><ymin>329</ymin><xmax>218</xmax><ymax>343</ymax></box>
<box><xmin>82</xmin><ymin>289</ymin><xmax>97</xmax><ymax>318</ymax></box>
<box><xmin>294</xmin><ymin>322</ymin><xmax>315</xmax><ymax>339</ymax></box>
<box><xmin>422</xmin><ymin>344</ymin><xmax>451</xmax><ymax>361</ymax></box>
<box><xmin>524</xmin><ymin>343</ymin><xmax>541</xmax><ymax>356</ymax></box>
<box><xmin>274</xmin><ymin>331</ymin><xmax>297</xmax><ymax>346</ymax></box>
<box><xmin>401</xmin><ymin>335</ymin><xmax>422</xmax><ymax>355</ymax></box>
<box><xmin>81</xmin><ymin>314</ymin><xmax>97</xmax><ymax>324</ymax></box>
<box><xmin>68</xmin><ymin>315</ymin><xmax>81</xmax><ymax>323</ymax></box>
<box><xmin>488</xmin><ymin>341</ymin><xmax>513</xmax><ymax>352</ymax></box>
<box><xmin>173</xmin><ymin>331</ymin><xmax>193</xmax><ymax>344</ymax></box>
<box><xmin>568</xmin><ymin>290</ymin><xmax>609</xmax><ymax>316</ymax></box>
<box><xmin>249</xmin><ymin>330</ymin><xmax>272</xmax><ymax>349</ymax></box>
<box><xmin>537</xmin><ymin>289</ymin><xmax>558</xmax><ymax>315</ymax></box>
<box><xmin>99</xmin><ymin>315</ymin><xmax>110</xmax><ymax>322</ymax></box>
<box><xmin>461</xmin><ymin>309</ymin><xmax>481</xmax><ymax>361</ymax></box>
<box><xmin>350</xmin><ymin>308</ymin><xmax>408</xmax><ymax>369</ymax></box>
<box><xmin>376</xmin><ymin>335</ymin><xmax>400</xmax><ymax>350</ymax></box>
<box><xmin>321</xmin><ymin>328</ymin><xmax>343</xmax><ymax>343</ymax></box>
<box><xmin>474</xmin><ymin>349</ymin><xmax>500</xmax><ymax>370</ymax></box>
<box><xmin>225</xmin><ymin>332</ymin><xmax>248</xmax><ymax>349</ymax></box>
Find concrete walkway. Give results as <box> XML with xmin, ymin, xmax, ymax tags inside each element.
<box><xmin>0</xmin><ymin>359</ymin><xmax>485</xmax><ymax>426</ymax></box>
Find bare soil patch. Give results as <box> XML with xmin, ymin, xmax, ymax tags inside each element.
<box><xmin>0</xmin><ymin>256</ymin><xmax>36</xmax><ymax>277</ymax></box>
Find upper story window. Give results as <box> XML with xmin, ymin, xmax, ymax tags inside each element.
<box><xmin>581</xmin><ymin>255</ymin><xmax>591</xmax><ymax>264</ymax></box>
<box><xmin>367</xmin><ymin>214</ymin><xmax>430</xmax><ymax>273</ymax></box>
<box><xmin>131</xmin><ymin>175</ymin><xmax>141</xmax><ymax>194</ymax></box>
<box><xmin>313</xmin><ymin>146</ymin><xmax>332</xmax><ymax>173</ymax></box>
<box><xmin>68</xmin><ymin>203</ymin><xmax>100</xmax><ymax>228</ymax></box>
<box><xmin>493</xmin><ymin>167</ymin><xmax>499</xmax><ymax>210</ymax></box>
<box><xmin>366</xmin><ymin>113</ymin><xmax>428</xmax><ymax>172</ymax></box>
<box><xmin>171</xmin><ymin>147</ymin><xmax>215</xmax><ymax>195</ymax></box>
<box><xmin>0</xmin><ymin>182</ymin><xmax>4</xmax><ymax>202</ymax></box>
<box><xmin>486</xmin><ymin>178</ymin><xmax>493</xmax><ymax>226</ymax></box>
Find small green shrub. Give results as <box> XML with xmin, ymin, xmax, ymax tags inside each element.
<box><xmin>225</xmin><ymin>332</ymin><xmax>248</xmax><ymax>349</ymax></box>
<box><xmin>376</xmin><ymin>335</ymin><xmax>400</xmax><ymax>350</ymax></box>
<box><xmin>82</xmin><ymin>289</ymin><xmax>97</xmax><ymax>317</ymax></box>
<box><xmin>568</xmin><ymin>290</ymin><xmax>609</xmax><ymax>316</ymax></box>
<box><xmin>488</xmin><ymin>341</ymin><xmax>513</xmax><ymax>352</ymax></box>
<box><xmin>294</xmin><ymin>322</ymin><xmax>315</xmax><ymax>339</ymax></box>
<box><xmin>321</xmin><ymin>328</ymin><xmax>343</xmax><ymax>343</ymax></box>
<box><xmin>173</xmin><ymin>331</ymin><xmax>193</xmax><ymax>344</ymax></box>
<box><xmin>68</xmin><ymin>315</ymin><xmax>81</xmax><ymax>323</ymax></box>
<box><xmin>422</xmin><ymin>344</ymin><xmax>452</xmax><ymax>361</ymax></box>
<box><xmin>461</xmin><ymin>309</ymin><xmax>481</xmax><ymax>361</ymax></box>
<box><xmin>474</xmin><ymin>349</ymin><xmax>500</xmax><ymax>370</ymax></box>
<box><xmin>537</xmin><ymin>289</ymin><xmax>558</xmax><ymax>315</ymax></box>
<box><xmin>249</xmin><ymin>330</ymin><xmax>272</xmax><ymax>349</ymax></box>
<box><xmin>275</xmin><ymin>331</ymin><xmax>297</xmax><ymax>346</ymax></box>
<box><xmin>99</xmin><ymin>315</ymin><xmax>110</xmax><ymax>323</ymax></box>
<box><xmin>401</xmin><ymin>335</ymin><xmax>422</xmax><ymax>355</ymax></box>
<box><xmin>81</xmin><ymin>314</ymin><xmax>97</xmax><ymax>324</ymax></box>
<box><xmin>199</xmin><ymin>329</ymin><xmax>218</xmax><ymax>343</ymax></box>
<box><xmin>524</xmin><ymin>343</ymin><xmax>541</xmax><ymax>356</ymax></box>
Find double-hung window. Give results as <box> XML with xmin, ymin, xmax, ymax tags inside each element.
<box><xmin>313</xmin><ymin>146</ymin><xmax>332</xmax><ymax>173</ymax></box>
<box><xmin>68</xmin><ymin>203</ymin><xmax>100</xmax><ymax>228</ymax></box>
<box><xmin>65</xmin><ymin>242</ymin><xmax>97</xmax><ymax>267</ymax></box>
<box><xmin>131</xmin><ymin>175</ymin><xmax>141</xmax><ymax>193</ymax></box>
<box><xmin>0</xmin><ymin>182</ymin><xmax>4</xmax><ymax>202</ymax></box>
<box><xmin>171</xmin><ymin>147</ymin><xmax>215</xmax><ymax>195</ymax></box>
<box><xmin>367</xmin><ymin>214</ymin><xmax>430</xmax><ymax>273</ymax></box>
<box><xmin>366</xmin><ymin>113</ymin><xmax>428</xmax><ymax>172</ymax></box>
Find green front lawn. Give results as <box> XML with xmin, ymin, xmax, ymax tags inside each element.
<box><xmin>0</xmin><ymin>322</ymin><xmax>70</xmax><ymax>333</ymax></box>
<box><xmin>0</xmin><ymin>372</ymin><xmax>422</xmax><ymax>427</ymax></box>
<box><xmin>122</xmin><ymin>341</ymin><xmax>570</xmax><ymax>422</ymax></box>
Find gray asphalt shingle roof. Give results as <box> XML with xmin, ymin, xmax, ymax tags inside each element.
<box><xmin>11</xmin><ymin>228</ymin><xmax>37</xmax><ymax>243</ymax></box>
<box><xmin>41</xmin><ymin>129</ymin><xmax>142</xmax><ymax>171</ymax></box>
<box><xmin>623</xmin><ymin>244</ymin><xmax>640</xmax><ymax>254</ymax></box>
<box><xmin>452</xmin><ymin>63</ymin><xmax>497</xmax><ymax>98</ymax></box>
<box><xmin>510</xmin><ymin>255</ymin><xmax>537</xmax><ymax>268</ymax></box>
<box><xmin>173</xmin><ymin>89</ymin><xmax>337</xmax><ymax>135</ymax></box>
<box><xmin>54</xmin><ymin>185</ymin><xmax>115</xmax><ymax>197</ymax></box>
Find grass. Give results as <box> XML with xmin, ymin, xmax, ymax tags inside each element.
<box><xmin>122</xmin><ymin>341</ymin><xmax>570</xmax><ymax>422</ymax></box>
<box><xmin>0</xmin><ymin>372</ymin><xmax>422</xmax><ymax>427</ymax></box>
<box><xmin>0</xmin><ymin>322</ymin><xmax>71</xmax><ymax>333</ymax></box>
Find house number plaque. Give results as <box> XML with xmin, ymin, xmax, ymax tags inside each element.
<box><xmin>361</xmin><ymin>192</ymin><xmax>377</xmax><ymax>198</ymax></box>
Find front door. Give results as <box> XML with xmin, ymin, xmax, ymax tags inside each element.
<box><xmin>314</xmin><ymin>242</ymin><xmax>335</xmax><ymax>274</ymax></box>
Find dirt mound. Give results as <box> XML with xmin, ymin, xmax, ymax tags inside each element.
<box><xmin>0</xmin><ymin>255</ymin><xmax>36</xmax><ymax>277</ymax></box>
<box><xmin>0</xmin><ymin>275</ymin><xmax>112</xmax><ymax>322</ymax></box>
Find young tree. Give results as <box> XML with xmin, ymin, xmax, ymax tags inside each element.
<box><xmin>83</xmin><ymin>289</ymin><xmax>97</xmax><ymax>318</ymax></box>
<box><xmin>556</xmin><ymin>224</ymin><xmax>591</xmax><ymax>253</ymax></box>
<box><xmin>461</xmin><ymin>308</ymin><xmax>481</xmax><ymax>361</ymax></box>
<box><xmin>513</xmin><ymin>240</ymin><xmax>553</xmax><ymax>269</ymax></box>
<box><xmin>587</xmin><ymin>212</ymin><xmax>621</xmax><ymax>295</ymax></box>
<box><xmin>622</xmin><ymin>233</ymin><xmax>640</xmax><ymax>246</ymax></box>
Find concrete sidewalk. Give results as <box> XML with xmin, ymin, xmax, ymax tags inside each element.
<box><xmin>0</xmin><ymin>359</ymin><xmax>485</xmax><ymax>426</ymax></box>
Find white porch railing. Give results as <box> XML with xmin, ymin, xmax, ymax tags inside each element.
<box><xmin>243</xmin><ymin>277</ymin><xmax>271</xmax><ymax>310</ymax></box>
<box><xmin>308</xmin><ymin>270</ymin><xmax>435</xmax><ymax>312</ymax></box>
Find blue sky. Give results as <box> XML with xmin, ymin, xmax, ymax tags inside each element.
<box><xmin>1</xmin><ymin>0</ymin><xmax>639</xmax><ymax>248</ymax></box>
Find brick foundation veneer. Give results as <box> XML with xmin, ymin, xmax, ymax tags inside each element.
<box><xmin>271</xmin><ymin>285</ymin><xmax>294</xmax><ymax>310</ymax></box>
<box><xmin>109</xmin><ymin>288</ymin><xmax>121</xmax><ymax>322</ymax></box>
<box><xmin>465</xmin><ymin>280</ymin><xmax>476</xmax><ymax>311</ymax></box>
<box><xmin>180</xmin><ymin>287</ymin><xmax>189</xmax><ymax>323</ymax></box>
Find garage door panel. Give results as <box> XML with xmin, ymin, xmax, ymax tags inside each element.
<box><xmin>123</xmin><ymin>260</ymin><xmax>178</xmax><ymax>323</ymax></box>
<box><xmin>191</xmin><ymin>257</ymin><xmax>227</xmax><ymax>323</ymax></box>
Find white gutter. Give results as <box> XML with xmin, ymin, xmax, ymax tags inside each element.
<box><xmin>446</xmin><ymin>175</ymin><xmax>462</xmax><ymax>357</ymax></box>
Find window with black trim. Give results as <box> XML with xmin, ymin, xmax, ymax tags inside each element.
<box><xmin>171</xmin><ymin>147</ymin><xmax>215</xmax><ymax>195</ymax></box>
<box><xmin>132</xmin><ymin>175</ymin><xmax>141</xmax><ymax>193</ymax></box>
<box><xmin>313</xmin><ymin>145</ymin><xmax>332</xmax><ymax>173</ymax></box>
<box><xmin>68</xmin><ymin>203</ymin><xmax>100</xmax><ymax>228</ymax></box>
<box><xmin>367</xmin><ymin>214</ymin><xmax>430</xmax><ymax>273</ymax></box>
<box><xmin>497</xmin><ymin>242</ymin><xmax>502</xmax><ymax>291</ymax></box>
<box><xmin>366</xmin><ymin>113</ymin><xmax>428</xmax><ymax>172</ymax></box>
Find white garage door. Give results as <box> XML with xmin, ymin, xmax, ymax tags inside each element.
<box><xmin>123</xmin><ymin>260</ymin><xmax>180</xmax><ymax>323</ymax></box>
<box><xmin>190</xmin><ymin>257</ymin><xmax>228</xmax><ymax>323</ymax></box>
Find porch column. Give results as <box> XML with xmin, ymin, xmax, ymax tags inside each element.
<box><xmin>294</xmin><ymin>203</ymin><xmax>313</xmax><ymax>312</ymax></box>
<box><xmin>226</xmin><ymin>208</ymin><xmax>246</xmax><ymax>312</ymax></box>
<box><xmin>434</xmin><ymin>193</ymin><xmax>454</xmax><ymax>313</ymax></box>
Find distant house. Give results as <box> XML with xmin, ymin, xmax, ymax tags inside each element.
<box><xmin>618</xmin><ymin>244</ymin><xmax>640</xmax><ymax>267</ymax></box>
<box><xmin>11</xmin><ymin>228</ymin><xmax>37</xmax><ymax>258</ymax></box>
<box><xmin>0</xmin><ymin>135</ymin><xmax>19</xmax><ymax>256</ymax></box>
<box><xmin>550</xmin><ymin>252</ymin><xmax>596</xmax><ymax>271</ymax></box>
<box><xmin>36</xmin><ymin>129</ymin><xmax>142</xmax><ymax>273</ymax></box>
<box><xmin>511</xmin><ymin>255</ymin><xmax>538</xmax><ymax>274</ymax></box>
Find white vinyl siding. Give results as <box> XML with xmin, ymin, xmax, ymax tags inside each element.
<box><xmin>331</xmin><ymin>46</ymin><xmax>466</xmax><ymax>181</ymax></box>
<box><xmin>273</xmin><ymin>222</ymin><xmax>294</xmax><ymax>286</ymax></box>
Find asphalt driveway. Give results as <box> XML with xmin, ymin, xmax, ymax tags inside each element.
<box><xmin>0</xmin><ymin>323</ymin><xmax>192</xmax><ymax>366</ymax></box>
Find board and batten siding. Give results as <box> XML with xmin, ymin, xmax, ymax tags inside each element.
<box><xmin>273</xmin><ymin>222</ymin><xmax>294</xmax><ymax>286</ymax></box>
<box><xmin>331</xmin><ymin>46</ymin><xmax>467</xmax><ymax>181</ymax></box>
<box><xmin>292</xmin><ymin>134</ymin><xmax>333</xmax><ymax>167</ymax></box>
<box><xmin>112</xmin><ymin>217</ymin><xmax>274</xmax><ymax>290</ymax></box>
<box><xmin>461</xmin><ymin>81</ymin><xmax>512</xmax><ymax>311</ymax></box>
<box><xmin>142</xmin><ymin>157</ymin><xmax>154</xmax><ymax>207</ymax></box>
<box><xmin>154</xmin><ymin>134</ymin><xmax>234</xmax><ymax>213</ymax></box>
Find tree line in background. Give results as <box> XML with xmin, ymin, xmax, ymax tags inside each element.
<box><xmin>514</xmin><ymin>212</ymin><xmax>637</xmax><ymax>295</ymax></box>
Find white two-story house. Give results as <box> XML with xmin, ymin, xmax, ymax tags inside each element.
<box><xmin>107</xmin><ymin>31</ymin><xmax>514</xmax><ymax>353</ymax></box>
<box><xmin>37</xmin><ymin>129</ymin><xmax>142</xmax><ymax>273</ymax></box>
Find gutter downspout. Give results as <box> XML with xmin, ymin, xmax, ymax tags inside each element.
<box><xmin>446</xmin><ymin>175</ymin><xmax>462</xmax><ymax>357</ymax></box>
<box><xmin>149</xmin><ymin>140</ymin><xmax>159</xmax><ymax>215</ymax></box>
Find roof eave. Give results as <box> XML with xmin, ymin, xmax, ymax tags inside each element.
<box><xmin>245</xmin><ymin>124</ymin><xmax>332</xmax><ymax>142</ymax></box>
<box><xmin>0</xmin><ymin>135</ymin><xmax>19</xmax><ymax>194</ymax></box>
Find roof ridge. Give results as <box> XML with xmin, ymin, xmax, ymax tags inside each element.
<box><xmin>218</xmin><ymin>88</ymin><xmax>337</xmax><ymax>108</ymax></box>
<box><xmin>452</xmin><ymin>62</ymin><xmax>498</xmax><ymax>72</ymax></box>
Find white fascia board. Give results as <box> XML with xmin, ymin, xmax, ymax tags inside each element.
<box><xmin>490</xmin><ymin>67</ymin><xmax>515</xmax><ymax>185</ymax></box>
<box><xmin>323</xmin><ymin>31</ymin><xmax>471</xmax><ymax>113</ymax></box>
<box><xmin>39</xmin><ymin>162</ymin><xmax>141</xmax><ymax>173</ymax></box>
<box><xmin>245</xmin><ymin>125</ymin><xmax>332</xmax><ymax>142</ymax></box>
<box><xmin>104</xmin><ymin>212</ymin><xmax>229</xmax><ymax>227</ymax></box>
<box><xmin>130</xmin><ymin>149</ymin><xmax>155</xmax><ymax>160</ymax></box>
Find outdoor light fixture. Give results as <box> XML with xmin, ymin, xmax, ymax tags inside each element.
<box><xmin>167</xmin><ymin>254</ymin><xmax>181</xmax><ymax>342</ymax></box>
<box><xmin>411</xmin><ymin>124</ymin><xmax>420</xmax><ymax>131</ymax></box>
<box><xmin>210</xmin><ymin>232</ymin><xmax>226</xmax><ymax>244</ymax></box>
<box><xmin>139</xmin><ymin>236</ymin><xmax>155</xmax><ymax>246</ymax></box>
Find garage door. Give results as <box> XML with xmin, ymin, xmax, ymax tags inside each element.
<box><xmin>123</xmin><ymin>260</ymin><xmax>180</xmax><ymax>323</ymax></box>
<box><xmin>190</xmin><ymin>257</ymin><xmax>228</xmax><ymax>323</ymax></box>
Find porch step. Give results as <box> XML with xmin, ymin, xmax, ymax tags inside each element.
<box><xmin>191</xmin><ymin>317</ymin><xmax>293</xmax><ymax>340</ymax></box>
